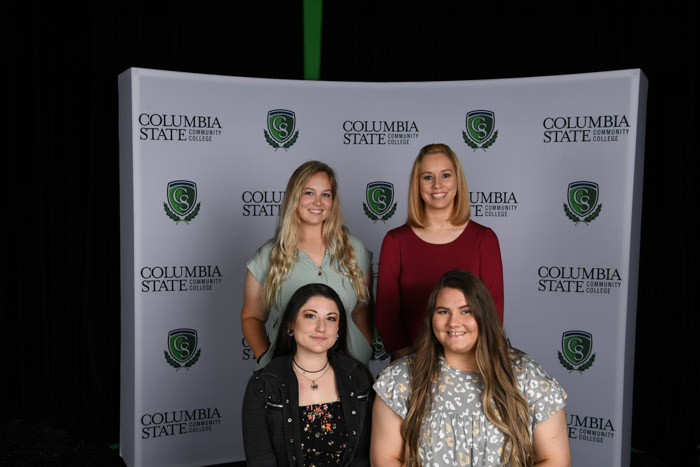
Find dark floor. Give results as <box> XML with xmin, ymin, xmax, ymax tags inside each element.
<box><xmin>0</xmin><ymin>419</ymin><xmax>689</xmax><ymax>466</ymax></box>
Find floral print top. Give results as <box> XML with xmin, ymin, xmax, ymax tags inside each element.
<box><xmin>374</xmin><ymin>353</ymin><xmax>567</xmax><ymax>466</ymax></box>
<box><xmin>299</xmin><ymin>400</ymin><xmax>348</xmax><ymax>465</ymax></box>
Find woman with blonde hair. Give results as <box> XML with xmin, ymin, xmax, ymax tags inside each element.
<box><xmin>376</xmin><ymin>143</ymin><xmax>504</xmax><ymax>361</ymax></box>
<box><xmin>371</xmin><ymin>270</ymin><xmax>570</xmax><ymax>466</ymax></box>
<box><xmin>241</xmin><ymin>160</ymin><xmax>374</xmax><ymax>368</ymax></box>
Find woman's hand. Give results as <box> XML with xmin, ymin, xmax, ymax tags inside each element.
<box><xmin>240</xmin><ymin>270</ymin><xmax>270</xmax><ymax>360</ymax></box>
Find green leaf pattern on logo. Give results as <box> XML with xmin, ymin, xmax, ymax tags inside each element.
<box><xmin>363</xmin><ymin>202</ymin><xmax>396</xmax><ymax>223</ymax></box>
<box><xmin>558</xmin><ymin>350</ymin><xmax>596</xmax><ymax>373</ymax></box>
<box><xmin>264</xmin><ymin>130</ymin><xmax>299</xmax><ymax>151</ymax></box>
<box><xmin>164</xmin><ymin>202</ymin><xmax>201</xmax><ymax>224</ymax></box>
<box><xmin>164</xmin><ymin>348</ymin><xmax>201</xmax><ymax>370</ymax></box>
<box><xmin>462</xmin><ymin>130</ymin><xmax>498</xmax><ymax>151</ymax></box>
<box><xmin>563</xmin><ymin>203</ymin><xmax>602</xmax><ymax>225</ymax></box>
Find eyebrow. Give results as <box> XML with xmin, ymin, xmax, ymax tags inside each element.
<box><xmin>421</xmin><ymin>168</ymin><xmax>454</xmax><ymax>175</ymax></box>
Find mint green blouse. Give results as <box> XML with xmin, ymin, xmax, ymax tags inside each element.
<box><xmin>247</xmin><ymin>234</ymin><xmax>373</xmax><ymax>368</ymax></box>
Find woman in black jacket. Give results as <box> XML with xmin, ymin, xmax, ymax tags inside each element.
<box><xmin>242</xmin><ymin>283</ymin><xmax>373</xmax><ymax>466</ymax></box>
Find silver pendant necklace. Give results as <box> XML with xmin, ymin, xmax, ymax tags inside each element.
<box><xmin>294</xmin><ymin>363</ymin><xmax>330</xmax><ymax>390</ymax></box>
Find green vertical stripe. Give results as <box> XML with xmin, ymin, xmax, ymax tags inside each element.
<box><xmin>303</xmin><ymin>0</ymin><xmax>323</xmax><ymax>80</ymax></box>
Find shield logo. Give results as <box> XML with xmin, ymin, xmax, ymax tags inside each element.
<box><xmin>466</xmin><ymin>110</ymin><xmax>495</xmax><ymax>144</ymax></box>
<box><xmin>366</xmin><ymin>182</ymin><xmax>394</xmax><ymax>216</ymax></box>
<box><xmin>167</xmin><ymin>181</ymin><xmax>197</xmax><ymax>217</ymax></box>
<box><xmin>267</xmin><ymin>109</ymin><xmax>296</xmax><ymax>144</ymax></box>
<box><xmin>567</xmin><ymin>182</ymin><xmax>599</xmax><ymax>217</ymax></box>
<box><xmin>562</xmin><ymin>330</ymin><xmax>592</xmax><ymax>366</ymax></box>
<box><xmin>168</xmin><ymin>329</ymin><xmax>198</xmax><ymax>363</ymax></box>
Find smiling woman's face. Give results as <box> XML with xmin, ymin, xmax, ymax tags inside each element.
<box><xmin>292</xmin><ymin>295</ymin><xmax>340</xmax><ymax>355</ymax></box>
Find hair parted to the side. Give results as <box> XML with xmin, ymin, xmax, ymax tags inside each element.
<box><xmin>401</xmin><ymin>270</ymin><xmax>534</xmax><ymax>467</ymax></box>
<box><xmin>262</xmin><ymin>161</ymin><xmax>368</xmax><ymax>309</ymax></box>
<box><xmin>271</xmin><ymin>283</ymin><xmax>349</xmax><ymax>359</ymax></box>
<box><xmin>406</xmin><ymin>143</ymin><xmax>470</xmax><ymax>228</ymax></box>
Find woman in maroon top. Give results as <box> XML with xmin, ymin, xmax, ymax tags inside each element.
<box><xmin>375</xmin><ymin>143</ymin><xmax>504</xmax><ymax>360</ymax></box>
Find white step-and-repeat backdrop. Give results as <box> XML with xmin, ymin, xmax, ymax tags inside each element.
<box><xmin>119</xmin><ymin>68</ymin><xmax>647</xmax><ymax>466</ymax></box>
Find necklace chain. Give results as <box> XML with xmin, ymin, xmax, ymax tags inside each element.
<box><xmin>293</xmin><ymin>358</ymin><xmax>328</xmax><ymax>374</ymax></box>
<box><xmin>294</xmin><ymin>364</ymin><xmax>330</xmax><ymax>390</ymax></box>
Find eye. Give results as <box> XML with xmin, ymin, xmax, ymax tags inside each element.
<box><xmin>441</xmin><ymin>173</ymin><xmax>451</xmax><ymax>179</ymax></box>
<box><xmin>304</xmin><ymin>190</ymin><xmax>314</xmax><ymax>196</ymax></box>
<box><xmin>322</xmin><ymin>192</ymin><xmax>332</xmax><ymax>198</ymax></box>
<box><xmin>423</xmin><ymin>175</ymin><xmax>433</xmax><ymax>181</ymax></box>
<box><xmin>304</xmin><ymin>313</ymin><xmax>316</xmax><ymax>319</ymax></box>
<box><xmin>327</xmin><ymin>315</ymin><xmax>337</xmax><ymax>322</ymax></box>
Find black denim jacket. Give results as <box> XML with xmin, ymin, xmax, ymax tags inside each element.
<box><xmin>242</xmin><ymin>352</ymin><xmax>373</xmax><ymax>466</ymax></box>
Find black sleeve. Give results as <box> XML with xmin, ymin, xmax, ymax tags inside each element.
<box><xmin>241</xmin><ymin>375</ymin><xmax>278</xmax><ymax>466</ymax></box>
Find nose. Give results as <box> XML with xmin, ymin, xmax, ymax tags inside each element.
<box><xmin>445</xmin><ymin>312</ymin><xmax>458</xmax><ymax>327</ymax></box>
<box><xmin>315</xmin><ymin>318</ymin><xmax>326</xmax><ymax>332</ymax></box>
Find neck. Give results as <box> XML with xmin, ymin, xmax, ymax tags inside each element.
<box><xmin>298</xmin><ymin>222</ymin><xmax>325</xmax><ymax>244</ymax></box>
<box><xmin>294</xmin><ymin>349</ymin><xmax>330</xmax><ymax>370</ymax></box>
<box><xmin>443</xmin><ymin>350</ymin><xmax>477</xmax><ymax>372</ymax></box>
<box><xmin>423</xmin><ymin>207</ymin><xmax>455</xmax><ymax>228</ymax></box>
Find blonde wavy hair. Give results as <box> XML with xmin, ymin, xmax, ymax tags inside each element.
<box><xmin>401</xmin><ymin>270</ymin><xmax>533</xmax><ymax>467</ymax></box>
<box><xmin>262</xmin><ymin>161</ymin><xmax>368</xmax><ymax>309</ymax></box>
<box><xmin>407</xmin><ymin>143</ymin><xmax>470</xmax><ymax>228</ymax></box>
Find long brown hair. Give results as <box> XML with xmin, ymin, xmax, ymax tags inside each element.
<box><xmin>406</xmin><ymin>143</ymin><xmax>470</xmax><ymax>228</ymax></box>
<box><xmin>401</xmin><ymin>270</ymin><xmax>533</xmax><ymax>467</ymax></box>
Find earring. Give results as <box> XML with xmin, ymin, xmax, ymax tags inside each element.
<box><xmin>336</xmin><ymin>333</ymin><xmax>339</xmax><ymax>340</ymax></box>
<box><xmin>287</xmin><ymin>328</ymin><xmax>294</xmax><ymax>336</ymax></box>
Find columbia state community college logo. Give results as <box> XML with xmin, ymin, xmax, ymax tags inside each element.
<box><xmin>363</xmin><ymin>182</ymin><xmax>397</xmax><ymax>223</ymax></box>
<box><xmin>264</xmin><ymin>109</ymin><xmax>299</xmax><ymax>150</ymax></box>
<box><xmin>564</xmin><ymin>181</ymin><xmax>602</xmax><ymax>225</ymax></box>
<box><xmin>164</xmin><ymin>180</ymin><xmax>201</xmax><ymax>224</ymax></box>
<box><xmin>463</xmin><ymin>110</ymin><xmax>498</xmax><ymax>150</ymax></box>
<box><xmin>164</xmin><ymin>328</ymin><xmax>201</xmax><ymax>370</ymax></box>
<box><xmin>558</xmin><ymin>330</ymin><xmax>596</xmax><ymax>373</ymax></box>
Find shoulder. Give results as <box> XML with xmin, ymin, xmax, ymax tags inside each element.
<box><xmin>373</xmin><ymin>355</ymin><xmax>415</xmax><ymax>417</ymax></box>
<box><xmin>375</xmin><ymin>355</ymin><xmax>414</xmax><ymax>387</ymax></box>
<box><xmin>347</xmin><ymin>233</ymin><xmax>372</xmax><ymax>269</ymax></box>
<box><xmin>462</xmin><ymin>221</ymin><xmax>500</xmax><ymax>245</ymax></box>
<box><xmin>511</xmin><ymin>351</ymin><xmax>547</xmax><ymax>377</ymax></box>
<box><xmin>382</xmin><ymin>224</ymin><xmax>413</xmax><ymax>244</ymax></box>
<box><xmin>255</xmin><ymin>355</ymin><xmax>292</xmax><ymax>381</ymax></box>
<box><xmin>464</xmin><ymin>220</ymin><xmax>494</xmax><ymax>237</ymax></box>
<box><xmin>331</xmin><ymin>352</ymin><xmax>371</xmax><ymax>383</ymax></box>
<box><xmin>511</xmin><ymin>351</ymin><xmax>566</xmax><ymax>398</ymax></box>
<box><xmin>348</xmin><ymin>233</ymin><xmax>368</xmax><ymax>254</ymax></box>
<box><xmin>247</xmin><ymin>239</ymin><xmax>275</xmax><ymax>266</ymax></box>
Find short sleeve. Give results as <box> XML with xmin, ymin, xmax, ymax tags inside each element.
<box><xmin>246</xmin><ymin>241</ymin><xmax>274</xmax><ymax>286</ymax></box>
<box><xmin>349</xmin><ymin>234</ymin><xmax>372</xmax><ymax>275</ymax></box>
<box><xmin>514</xmin><ymin>354</ymin><xmax>567</xmax><ymax>430</ymax></box>
<box><xmin>372</xmin><ymin>357</ymin><xmax>413</xmax><ymax>419</ymax></box>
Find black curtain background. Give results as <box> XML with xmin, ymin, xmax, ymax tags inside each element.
<box><xmin>3</xmin><ymin>2</ymin><xmax>698</xmax><ymax>466</ymax></box>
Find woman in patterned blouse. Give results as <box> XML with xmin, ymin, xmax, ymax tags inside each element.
<box><xmin>371</xmin><ymin>270</ymin><xmax>570</xmax><ymax>467</ymax></box>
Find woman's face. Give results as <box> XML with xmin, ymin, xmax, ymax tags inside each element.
<box><xmin>418</xmin><ymin>152</ymin><xmax>458</xmax><ymax>214</ymax></box>
<box><xmin>432</xmin><ymin>287</ymin><xmax>479</xmax><ymax>370</ymax></box>
<box><xmin>291</xmin><ymin>295</ymin><xmax>341</xmax><ymax>356</ymax></box>
<box><xmin>296</xmin><ymin>171</ymin><xmax>333</xmax><ymax>227</ymax></box>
